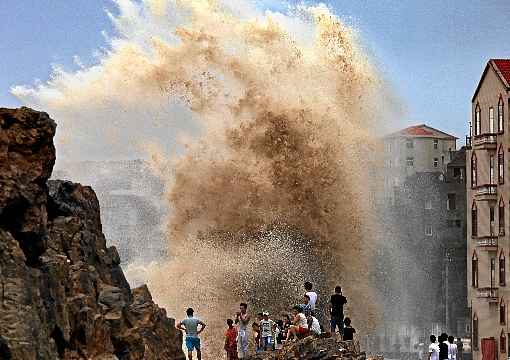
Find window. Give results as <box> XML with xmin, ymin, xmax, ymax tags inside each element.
<box><xmin>455</xmin><ymin>219</ymin><xmax>462</xmax><ymax>227</ymax></box>
<box><xmin>441</xmin><ymin>155</ymin><xmax>444</xmax><ymax>165</ymax></box>
<box><xmin>471</xmin><ymin>153</ymin><xmax>477</xmax><ymax>188</ymax></box>
<box><xmin>490</xmin><ymin>154</ymin><xmax>495</xmax><ymax>185</ymax></box>
<box><xmin>406</xmin><ymin>139</ymin><xmax>414</xmax><ymax>149</ymax></box>
<box><xmin>501</xmin><ymin>251</ymin><xmax>506</xmax><ymax>287</ymax></box>
<box><xmin>472</xmin><ymin>202</ymin><xmax>478</xmax><ymax>237</ymax></box>
<box><xmin>447</xmin><ymin>194</ymin><xmax>456</xmax><ymax>210</ymax></box>
<box><xmin>434</xmin><ymin>158</ymin><xmax>439</xmax><ymax>168</ymax></box>
<box><xmin>472</xmin><ymin>252</ymin><xmax>479</xmax><ymax>288</ymax></box>
<box><xmin>499</xmin><ymin>145</ymin><xmax>504</xmax><ymax>184</ymax></box>
<box><xmin>502</xmin><ymin>300</ymin><xmax>507</xmax><ymax>325</ymax></box>
<box><xmin>406</xmin><ymin>157</ymin><xmax>414</xmax><ymax>167</ymax></box>
<box><xmin>499</xmin><ymin>96</ymin><xmax>504</xmax><ymax>132</ymax></box>
<box><xmin>501</xmin><ymin>330</ymin><xmax>507</xmax><ymax>353</ymax></box>
<box><xmin>491</xmin><ymin>206</ymin><xmax>496</xmax><ymax>236</ymax></box>
<box><xmin>492</xmin><ymin>257</ymin><xmax>497</xmax><ymax>288</ymax></box>
<box><xmin>425</xmin><ymin>199</ymin><xmax>432</xmax><ymax>210</ymax></box>
<box><xmin>425</xmin><ymin>226</ymin><xmax>433</xmax><ymax>236</ymax></box>
<box><xmin>473</xmin><ymin>314</ymin><xmax>479</xmax><ymax>351</ymax></box>
<box><xmin>490</xmin><ymin>107</ymin><xmax>495</xmax><ymax>133</ymax></box>
<box><xmin>433</xmin><ymin>139</ymin><xmax>438</xmax><ymax>149</ymax></box>
<box><xmin>500</xmin><ymin>198</ymin><xmax>505</xmax><ymax>236</ymax></box>
<box><xmin>453</xmin><ymin>168</ymin><xmax>461</xmax><ymax>177</ymax></box>
<box><xmin>475</xmin><ymin>104</ymin><xmax>481</xmax><ymax>136</ymax></box>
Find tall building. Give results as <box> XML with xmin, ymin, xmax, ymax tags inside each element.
<box><xmin>467</xmin><ymin>59</ymin><xmax>510</xmax><ymax>360</ymax></box>
<box><xmin>372</xmin><ymin>126</ymin><xmax>468</xmax><ymax>353</ymax></box>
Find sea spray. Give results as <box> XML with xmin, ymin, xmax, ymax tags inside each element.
<box><xmin>13</xmin><ymin>0</ymin><xmax>400</xmax><ymax>355</ymax></box>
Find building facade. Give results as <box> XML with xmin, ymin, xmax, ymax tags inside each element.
<box><xmin>383</xmin><ymin>125</ymin><xmax>457</xmax><ymax>201</ymax></box>
<box><xmin>372</xmin><ymin>126</ymin><xmax>468</xmax><ymax>354</ymax></box>
<box><xmin>467</xmin><ymin>59</ymin><xmax>510</xmax><ymax>360</ymax></box>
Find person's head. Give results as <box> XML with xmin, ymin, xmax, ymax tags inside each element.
<box><xmin>277</xmin><ymin>320</ymin><xmax>284</xmax><ymax>327</ymax></box>
<box><xmin>292</xmin><ymin>305</ymin><xmax>302</xmax><ymax>315</ymax></box>
<box><xmin>430</xmin><ymin>335</ymin><xmax>436</xmax><ymax>343</ymax></box>
<box><xmin>448</xmin><ymin>336</ymin><xmax>454</xmax><ymax>343</ymax></box>
<box><xmin>240</xmin><ymin>303</ymin><xmax>247</xmax><ymax>314</ymax></box>
<box><xmin>186</xmin><ymin>308</ymin><xmax>194</xmax><ymax>317</ymax></box>
<box><xmin>304</xmin><ymin>294</ymin><xmax>310</xmax><ymax>304</ymax></box>
<box><xmin>344</xmin><ymin>317</ymin><xmax>352</xmax><ymax>326</ymax></box>
<box><xmin>227</xmin><ymin>319</ymin><xmax>234</xmax><ymax>327</ymax></box>
<box><xmin>440</xmin><ymin>333</ymin><xmax>448</xmax><ymax>342</ymax></box>
<box><xmin>335</xmin><ymin>286</ymin><xmax>342</xmax><ymax>294</ymax></box>
<box><xmin>257</xmin><ymin>312</ymin><xmax>263</xmax><ymax>320</ymax></box>
<box><xmin>457</xmin><ymin>338</ymin><xmax>461</xmax><ymax>342</ymax></box>
<box><xmin>263</xmin><ymin>311</ymin><xmax>269</xmax><ymax>320</ymax></box>
<box><xmin>304</xmin><ymin>282</ymin><xmax>313</xmax><ymax>291</ymax></box>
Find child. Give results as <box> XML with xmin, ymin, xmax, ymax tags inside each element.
<box><xmin>224</xmin><ymin>319</ymin><xmax>238</xmax><ymax>360</ymax></box>
<box><xmin>343</xmin><ymin>317</ymin><xmax>356</xmax><ymax>341</ymax></box>
<box><xmin>259</xmin><ymin>311</ymin><xmax>275</xmax><ymax>351</ymax></box>
<box><xmin>252</xmin><ymin>322</ymin><xmax>261</xmax><ymax>353</ymax></box>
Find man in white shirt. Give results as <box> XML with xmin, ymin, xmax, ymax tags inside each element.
<box><xmin>304</xmin><ymin>282</ymin><xmax>318</xmax><ymax>311</ymax></box>
<box><xmin>429</xmin><ymin>335</ymin><xmax>439</xmax><ymax>360</ymax></box>
<box><xmin>448</xmin><ymin>336</ymin><xmax>457</xmax><ymax>360</ymax></box>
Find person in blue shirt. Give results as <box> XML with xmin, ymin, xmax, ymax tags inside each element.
<box><xmin>177</xmin><ymin>308</ymin><xmax>206</xmax><ymax>360</ymax></box>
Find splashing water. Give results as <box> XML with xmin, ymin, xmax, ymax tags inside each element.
<box><xmin>13</xmin><ymin>0</ymin><xmax>400</xmax><ymax>355</ymax></box>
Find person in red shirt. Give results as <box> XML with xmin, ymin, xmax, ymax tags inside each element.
<box><xmin>224</xmin><ymin>319</ymin><xmax>239</xmax><ymax>360</ymax></box>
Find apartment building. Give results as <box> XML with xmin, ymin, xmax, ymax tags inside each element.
<box><xmin>383</xmin><ymin>125</ymin><xmax>458</xmax><ymax>200</ymax></box>
<box><xmin>467</xmin><ymin>59</ymin><xmax>510</xmax><ymax>360</ymax></box>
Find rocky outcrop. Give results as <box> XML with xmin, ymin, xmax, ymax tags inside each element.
<box><xmin>0</xmin><ymin>107</ymin><xmax>184</xmax><ymax>360</ymax></box>
<box><xmin>246</xmin><ymin>337</ymin><xmax>366</xmax><ymax>360</ymax></box>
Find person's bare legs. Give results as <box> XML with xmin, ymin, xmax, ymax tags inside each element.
<box><xmin>197</xmin><ymin>349</ymin><xmax>202</xmax><ymax>360</ymax></box>
<box><xmin>187</xmin><ymin>351</ymin><xmax>193</xmax><ymax>360</ymax></box>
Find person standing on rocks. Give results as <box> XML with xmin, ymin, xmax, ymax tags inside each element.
<box><xmin>224</xmin><ymin>319</ymin><xmax>238</xmax><ymax>360</ymax></box>
<box><xmin>177</xmin><ymin>308</ymin><xmax>206</xmax><ymax>360</ymax></box>
<box><xmin>429</xmin><ymin>335</ymin><xmax>439</xmax><ymax>360</ymax></box>
<box><xmin>329</xmin><ymin>286</ymin><xmax>347</xmax><ymax>335</ymax></box>
<box><xmin>235</xmin><ymin>302</ymin><xmax>251</xmax><ymax>359</ymax></box>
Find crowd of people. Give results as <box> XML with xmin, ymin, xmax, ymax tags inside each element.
<box><xmin>428</xmin><ymin>333</ymin><xmax>463</xmax><ymax>360</ymax></box>
<box><xmin>176</xmin><ymin>282</ymin><xmax>356</xmax><ymax>360</ymax></box>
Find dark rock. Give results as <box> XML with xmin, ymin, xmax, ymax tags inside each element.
<box><xmin>0</xmin><ymin>108</ymin><xmax>185</xmax><ymax>360</ymax></box>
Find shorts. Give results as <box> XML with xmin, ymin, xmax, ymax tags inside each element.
<box><xmin>185</xmin><ymin>336</ymin><xmax>201</xmax><ymax>351</ymax></box>
<box><xmin>297</xmin><ymin>327</ymin><xmax>309</xmax><ymax>337</ymax></box>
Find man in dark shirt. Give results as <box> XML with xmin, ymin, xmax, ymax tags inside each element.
<box><xmin>329</xmin><ymin>286</ymin><xmax>347</xmax><ymax>335</ymax></box>
<box><xmin>438</xmin><ymin>333</ymin><xmax>449</xmax><ymax>360</ymax></box>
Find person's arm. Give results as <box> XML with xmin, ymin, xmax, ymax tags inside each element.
<box><xmin>176</xmin><ymin>321</ymin><xmax>186</xmax><ymax>333</ymax></box>
<box><xmin>197</xmin><ymin>320</ymin><xmax>206</xmax><ymax>334</ymax></box>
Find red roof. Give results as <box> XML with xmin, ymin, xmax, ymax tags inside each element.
<box><xmin>386</xmin><ymin>124</ymin><xmax>458</xmax><ymax>139</ymax></box>
<box><xmin>492</xmin><ymin>59</ymin><xmax>510</xmax><ymax>85</ymax></box>
<box><xmin>402</xmin><ymin>125</ymin><xmax>435</xmax><ymax>136</ymax></box>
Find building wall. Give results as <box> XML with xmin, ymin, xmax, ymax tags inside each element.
<box><xmin>467</xmin><ymin>65</ymin><xmax>510</xmax><ymax>360</ymax></box>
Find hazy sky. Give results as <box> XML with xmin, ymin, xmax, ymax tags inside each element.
<box><xmin>1</xmin><ymin>0</ymin><xmax>510</xmax><ymax>142</ymax></box>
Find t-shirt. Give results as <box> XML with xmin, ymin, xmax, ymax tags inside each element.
<box><xmin>330</xmin><ymin>294</ymin><xmax>347</xmax><ymax>317</ymax></box>
<box><xmin>310</xmin><ymin>316</ymin><xmax>321</xmax><ymax>335</ymax></box>
<box><xmin>301</xmin><ymin>303</ymin><xmax>312</xmax><ymax>316</ymax></box>
<box><xmin>297</xmin><ymin>313</ymin><xmax>308</xmax><ymax>328</ymax></box>
<box><xmin>429</xmin><ymin>343</ymin><xmax>440</xmax><ymax>360</ymax></box>
<box><xmin>439</xmin><ymin>342</ymin><xmax>449</xmax><ymax>360</ymax></box>
<box><xmin>260</xmin><ymin>319</ymin><xmax>275</xmax><ymax>337</ymax></box>
<box><xmin>225</xmin><ymin>327</ymin><xmax>237</xmax><ymax>348</ymax></box>
<box><xmin>343</xmin><ymin>326</ymin><xmax>356</xmax><ymax>340</ymax></box>
<box><xmin>448</xmin><ymin>343</ymin><xmax>458</xmax><ymax>360</ymax></box>
<box><xmin>306</xmin><ymin>291</ymin><xmax>318</xmax><ymax>310</ymax></box>
<box><xmin>181</xmin><ymin>317</ymin><xmax>200</xmax><ymax>338</ymax></box>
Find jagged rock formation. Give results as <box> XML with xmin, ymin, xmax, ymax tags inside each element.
<box><xmin>246</xmin><ymin>337</ymin><xmax>367</xmax><ymax>360</ymax></box>
<box><xmin>0</xmin><ymin>107</ymin><xmax>184</xmax><ymax>360</ymax></box>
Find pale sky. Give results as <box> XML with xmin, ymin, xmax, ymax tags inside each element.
<box><xmin>2</xmin><ymin>0</ymin><xmax>510</xmax><ymax>143</ymax></box>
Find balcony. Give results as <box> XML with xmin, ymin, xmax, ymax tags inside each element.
<box><xmin>473</xmin><ymin>133</ymin><xmax>497</xmax><ymax>149</ymax></box>
<box><xmin>476</xmin><ymin>287</ymin><xmax>499</xmax><ymax>302</ymax></box>
<box><xmin>474</xmin><ymin>184</ymin><xmax>497</xmax><ymax>200</ymax></box>
<box><xmin>475</xmin><ymin>236</ymin><xmax>498</xmax><ymax>250</ymax></box>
